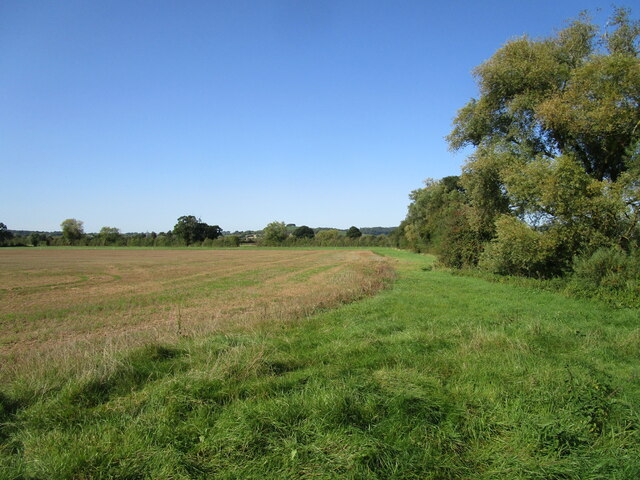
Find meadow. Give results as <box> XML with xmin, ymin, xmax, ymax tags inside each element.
<box><xmin>1</xmin><ymin>248</ymin><xmax>639</xmax><ymax>479</ymax></box>
<box><xmin>0</xmin><ymin>248</ymin><xmax>392</xmax><ymax>384</ymax></box>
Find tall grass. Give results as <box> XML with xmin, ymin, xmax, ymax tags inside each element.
<box><xmin>1</xmin><ymin>249</ymin><xmax>638</xmax><ymax>479</ymax></box>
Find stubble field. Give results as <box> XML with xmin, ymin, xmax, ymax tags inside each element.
<box><xmin>0</xmin><ymin>248</ymin><xmax>393</xmax><ymax>382</ymax></box>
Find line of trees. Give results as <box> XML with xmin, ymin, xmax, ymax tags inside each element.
<box><xmin>0</xmin><ymin>216</ymin><xmax>239</xmax><ymax>248</ymax></box>
<box><xmin>1</xmin><ymin>218</ymin><xmax>395</xmax><ymax>249</ymax></box>
<box><xmin>258</xmin><ymin>221</ymin><xmax>391</xmax><ymax>247</ymax></box>
<box><xmin>396</xmin><ymin>8</ymin><xmax>640</xmax><ymax>305</ymax></box>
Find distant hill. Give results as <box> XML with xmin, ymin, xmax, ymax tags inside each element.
<box><xmin>9</xmin><ymin>230</ymin><xmax>62</xmax><ymax>237</ymax></box>
<box><xmin>314</xmin><ymin>226</ymin><xmax>396</xmax><ymax>236</ymax></box>
<box><xmin>359</xmin><ymin>227</ymin><xmax>396</xmax><ymax>236</ymax></box>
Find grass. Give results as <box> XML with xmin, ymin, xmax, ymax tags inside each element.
<box><xmin>1</xmin><ymin>248</ymin><xmax>639</xmax><ymax>479</ymax></box>
<box><xmin>0</xmin><ymin>248</ymin><xmax>393</xmax><ymax>384</ymax></box>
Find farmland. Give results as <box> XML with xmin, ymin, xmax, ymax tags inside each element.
<box><xmin>1</xmin><ymin>248</ymin><xmax>639</xmax><ymax>479</ymax></box>
<box><xmin>0</xmin><ymin>248</ymin><xmax>393</xmax><ymax>382</ymax></box>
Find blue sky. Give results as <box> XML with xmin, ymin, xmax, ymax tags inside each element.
<box><xmin>1</xmin><ymin>0</ymin><xmax>613</xmax><ymax>232</ymax></box>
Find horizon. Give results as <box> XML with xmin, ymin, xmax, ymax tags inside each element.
<box><xmin>5</xmin><ymin>223</ymin><xmax>399</xmax><ymax>235</ymax></box>
<box><xmin>1</xmin><ymin>0</ymin><xmax>613</xmax><ymax>232</ymax></box>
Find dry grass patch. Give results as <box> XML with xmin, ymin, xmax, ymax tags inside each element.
<box><xmin>0</xmin><ymin>248</ymin><xmax>394</xmax><ymax>381</ymax></box>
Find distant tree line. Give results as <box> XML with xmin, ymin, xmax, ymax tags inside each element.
<box><xmin>396</xmin><ymin>8</ymin><xmax>640</xmax><ymax>306</ymax></box>
<box><xmin>1</xmin><ymin>218</ymin><xmax>395</xmax><ymax>248</ymax></box>
<box><xmin>0</xmin><ymin>216</ymin><xmax>239</xmax><ymax>248</ymax></box>
<box><xmin>257</xmin><ymin>221</ymin><xmax>392</xmax><ymax>247</ymax></box>
<box><xmin>0</xmin><ymin>223</ymin><xmax>14</xmax><ymax>246</ymax></box>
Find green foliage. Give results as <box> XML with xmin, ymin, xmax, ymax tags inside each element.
<box><xmin>202</xmin><ymin>235</ymin><xmax>241</xmax><ymax>247</ymax></box>
<box><xmin>152</xmin><ymin>233</ymin><xmax>175</xmax><ymax>247</ymax></box>
<box><xmin>400</xmin><ymin>8</ymin><xmax>640</xmax><ymax>280</ymax></box>
<box><xmin>499</xmin><ymin>153</ymin><xmax>632</xmax><ymax>271</ymax></box>
<box><xmin>28</xmin><ymin>232</ymin><xmax>48</xmax><ymax>247</ymax></box>
<box><xmin>479</xmin><ymin>215</ymin><xmax>558</xmax><ymax>277</ymax></box>
<box><xmin>359</xmin><ymin>227</ymin><xmax>396</xmax><ymax>236</ymax></box>
<box><xmin>567</xmin><ymin>247</ymin><xmax>640</xmax><ymax>306</ymax></box>
<box><xmin>314</xmin><ymin>229</ymin><xmax>341</xmax><ymax>245</ymax></box>
<box><xmin>448</xmin><ymin>8</ymin><xmax>640</xmax><ymax>182</ymax></box>
<box><xmin>203</xmin><ymin>224</ymin><xmax>223</xmax><ymax>240</ymax></box>
<box><xmin>173</xmin><ymin>215</ymin><xmax>199</xmax><ymax>244</ymax></box>
<box><xmin>605</xmin><ymin>7</ymin><xmax>640</xmax><ymax>56</ymax></box>
<box><xmin>459</xmin><ymin>152</ymin><xmax>510</xmax><ymax>242</ymax></box>
<box><xmin>0</xmin><ymin>222</ymin><xmax>14</xmax><ymax>246</ymax></box>
<box><xmin>98</xmin><ymin>226</ymin><xmax>123</xmax><ymax>246</ymax></box>
<box><xmin>173</xmin><ymin>215</ymin><xmax>222</xmax><ymax>245</ymax></box>
<box><xmin>261</xmin><ymin>221</ymin><xmax>289</xmax><ymax>245</ymax></box>
<box><xmin>28</xmin><ymin>232</ymin><xmax>39</xmax><ymax>247</ymax></box>
<box><xmin>346</xmin><ymin>226</ymin><xmax>362</xmax><ymax>239</ymax></box>
<box><xmin>437</xmin><ymin>205</ymin><xmax>483</xmax><ymax>268</ymax></box>
<box><xmin>398</xmin><ymin>176</ymin><xmax>468</xmax><ymax>254</ymax></box>
<box><xmin>61</xmin><ymin>218</ymin><xmax>84</xmax><ymax>245</ymax></box>
<box><xmin>282</xmin><ymin>233</ymin><xmax>392</xmax><ymax>248</ymax></box>
<box><xmin>292</xmin><ymin>225</ymin><xmax>315</xmax><ymax>239</ymax></box>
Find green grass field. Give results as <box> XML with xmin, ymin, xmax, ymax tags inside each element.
<box><xmin>1</xmin><ymin>249</ymin><xmax>639</xmax><ymax>479</ymax></box>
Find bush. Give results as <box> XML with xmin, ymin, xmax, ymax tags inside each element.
<box><xmin>438</xmin><ymin>208</ymin><xmax>483</xmax><ymax>268</ymax></box>
<box><xmin>567</xmin><ymin>247</ymin><xmax>640</xmax><ymax>307</ymax></box>
<box><xmin>572</xmin><ymin>247</ymin><xmax>639</xmax><ymax>287</ymax></box>
<box><xmin>261</xmin><ymin>222</ymin><xmax>289</xmax><ymax>246</ymax></box>
<box><xmin>478</xmin><ymin>215</ymin><xmax>557</xmax><ymax>277</ymax></box>
<box><xmin>315</xmin><ymin>229</ymin><xmax>342</xmax><ymax>246</ymax></box>
<box><xmin>213</xmin><ymin>236</ymin><xmax>240</xmax><ymax>247</ymax></box>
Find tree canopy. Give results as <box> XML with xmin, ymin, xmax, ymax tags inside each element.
<box><xmin>292</xmin><ymin>225</ymin><xmax>315</xmax><ymax>239</ymax></box>
<box><xmin>99</xmin><ymin>227</ymin><xmax>123</xmax><ymax>245</ymax></box>
<box><xmin>61</xmin><ymin>219</ymin><xmax>84</xmax><ymax>244</ymax></box>
<box><xmin>346</xmin><ymin>226</ymin><xmax>362</xmax><ymax>239</ymax></box>
<box><xmin>448</xmin><ymin>8</ymin><xmax>640</xmax><ymax>182</ymax></box>
<box><xmin>399</xmin><ymin>8</ymin><xmax>640</xmax><ymax>277</ymax></box>
<box><xmin>262</xmin><ymin>221</ymin><xmax>289</xmax><ymax>245</ymax></box>
<box><xmin>0</xmin><ymin>222</ymin><xmax>13</xmax><ymax>246</ymax></box>
<box><xmin>173</xmin><ymin>216</ymin><xmax>222</xmax><ymax>245</ymax></box>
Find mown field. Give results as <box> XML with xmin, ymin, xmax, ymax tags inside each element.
<box><xmin>0</xmin><ymin>248</ymin><xmax>392</xmax><ymax>383</ymax></box>
<box><xmin>1</xmin><ymin>248</ymin><xmax>639</xmax><ymax>479</ymax></box>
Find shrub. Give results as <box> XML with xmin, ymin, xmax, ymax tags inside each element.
<box><xmin>261</xmin><ymin>222</ymin><xmax>289</xmax><ymax>246</ymax></box>
<box><xmin>566</xmin><ymin>247</ymin><xmax>640</xmax><ymax>306</ymax></box>
<box><xmin>572</xmin><ymin>247</ymin><xmax>638</xmax><ymax>287</ymax></box>
<box><xmin>438</xmin><ymin>207</ymin><xmax>483</xmax><ymax>268</ymax></box>
<box><xmin>315</xmin><ymin>229</ymin><xmax>342</xmax><ymax>246</ymax></box>
<box><xmin>478</xmin><ymin>215</ymin><xmax>557</xmax><ymax>277</ymax></box>
<box><xmin>213</xmin><ymin>235</ymin><xmax>240</xmax><ymax>247</ymax></box>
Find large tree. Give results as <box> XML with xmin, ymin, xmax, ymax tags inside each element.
<box><xmin>61</xmin><ymin>219</ymin><xmax>84</xmax><ymax>244</ymax></box>
<box><xmin>399</xmin><ymin>8</ymin><xmax>640</xmax><ymax>275</ymax></box>
<box><xmin>448</xmin><ymin>8</ymin><xmax>640</xmax><ymax>182</ymax></box>
<box><xmin>173</xmin><ymin>215</ymin><xmax>200</xmax><ymax>244</ymax></box>
<box><xmin>445</xmin><ymin>8</ymin><xmax>640</xmax><ymax>272</ymax></box>
<box><xmin>99</xmin><ymin>227</ymin><xmax>122</xmax><ymax>245</ymax></box>
<box><xmin>346</xmin><ymin>226</ymin><xmax>363</xmax><ymax>239</ymax></box>
<box><xmin>0</xmin><ymin>223</ymin><xmax>13</xmax><ymax>246</ymax></box>
<box><xmin>173</xmin><ymin>216</ymin><xmax>222</xmax><ymax>245</ymax></box>
<box><xmin>262</xmin><ymin>221</ymin><xmax>289</xmax><ymax>245</ymax></box>
<box><xmin>203</xmin><ymin>224</ymin><xmax>223</xmax><ymax>241</ymax></box>
<box><xmin>398</xmin><ymin>176</ymin><xmax>468</xmax><ymax>253</ymax></box>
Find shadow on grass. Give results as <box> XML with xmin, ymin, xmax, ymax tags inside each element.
<box><xmin>68</xmin><ymin>344</ymin><xmax>185</xmax><ymax>408</ymax></box>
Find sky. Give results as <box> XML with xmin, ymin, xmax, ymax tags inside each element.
<box><xmin>0</xmin><ymin>0</ymin><xmax>614</xmax><ymax>233</ymax></box>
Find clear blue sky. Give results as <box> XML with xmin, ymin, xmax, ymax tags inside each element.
<box><xmin>1</xmin><ymin>0</ymin><xmax>613</xmax><ymax>233</ymax></box>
